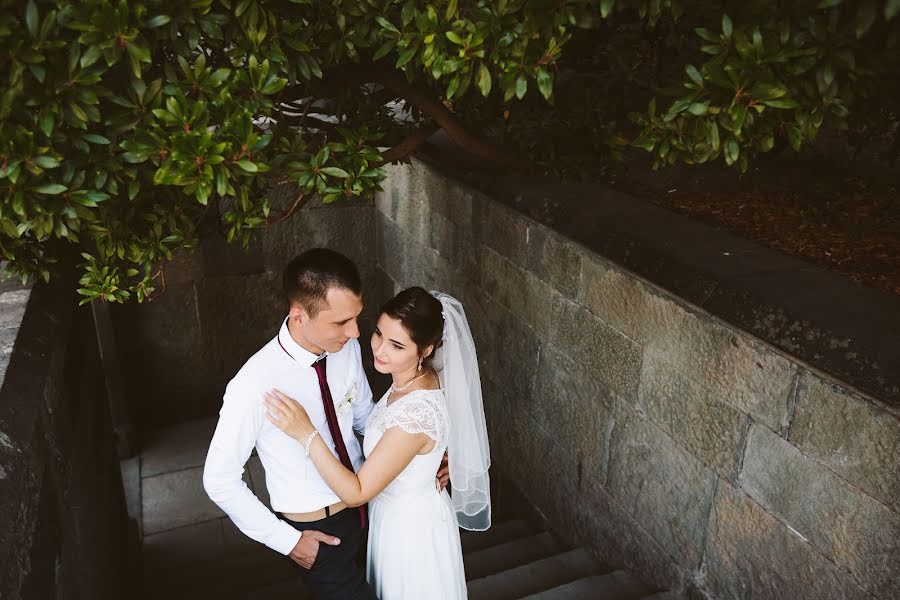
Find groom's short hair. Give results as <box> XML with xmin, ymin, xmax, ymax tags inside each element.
<box><xmin>283</xmin><ymin>248</ymin><xmax>362</xmax><ymax>318</ymax></box>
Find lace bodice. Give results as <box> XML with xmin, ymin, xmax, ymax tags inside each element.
<box><xmin>365</xmin><ymin>388</ymin><xmax>449</xmax><ymax>450</ymax></box>
<box><xmin>363</xmin><ymin>388</ymin><xmax>449</xmax><ymax>504</ymax></box>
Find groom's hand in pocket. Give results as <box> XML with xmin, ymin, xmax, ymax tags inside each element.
<box><xmin>289</xmin><ymin>530</ymin><xmax>341</xmax><ymax>569</ymax></box>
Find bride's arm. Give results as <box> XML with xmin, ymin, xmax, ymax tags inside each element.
<box><xmin>263</xmin><ymin>389</ymin><xmax>429</xmax><ymax>507</ymax></box>
<box><xmin>307</xmin><ymin>427</ymin><xmax>427</xmax><ymax>507</ymax></box>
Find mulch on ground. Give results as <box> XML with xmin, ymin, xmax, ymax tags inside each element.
<box><xmin>612</xmin><ymin>152</ymin><xmax>900</xmax><ymax>296</ymax></box>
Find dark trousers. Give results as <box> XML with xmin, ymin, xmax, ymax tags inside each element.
<box><xmin>279</xmin><ymin>508</ymin><xmax>379</xmax><ymax>600</ymax></box>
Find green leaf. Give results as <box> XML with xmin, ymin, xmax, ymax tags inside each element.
<box><xmin>536</xmin><ymin>69</ymin><xmax>552</xmax><ymax>100</ymax></box>
<box><xmin>375</xmin><ymin>16</ymin><xmax>400</xmax><ymax>35</ymax></box>
<box><xmin>33</xmin><ymin>156</ymin><xmax>59</xmax><ymax>169</ymax></box>
<box><xmin>25</xmin><ymin>0</ymin><xmax>38</xmax><ymax>37</ymax></box>
<box><xmin>723</xmin><ymin>139</ymin><xmax>739</xmax><ymax>165</ymax></box>
<box><xmin>80</xmin><ymin>45</ymin><xmax>103</xmax><ymax>68</ymax></box>
<box><xmin>477</xmin><ymin>63</ymin><xmax>492</xmax><ymax>97</ymax></box>
<box><xmin>445</xmin><ymin>31</ymin><xmax>465</xmax><ymax>45</ymax></box>
<box><xmin>395</xmin><ymin>45</ymin><xmax>417</xmax><ymax>68</ymax></box>
<box><xmin>515</xmin><ymin>75</ymin><xmax>527</xmax><ymax>100</ymax></box>
<box><xmin>600</xmin><ymin>0</ymin><xmax>615</xmax><ymax>18</ymax></box>
<box><xmin>685</xmin><ymin>65</ymin><xmax>703</xmax><ymax>87</ymax></box>
<box><xmin>373</xmin><ymin>40</ymin><xmax>396</xmax><ymax>61</ymax></box>
<box><xmin>761</xmin><ymin>98</ymin><xmax>799</xmax><ymax>109</ymax></box>
<box><xmin>721</xmin><ymin>14</ymin><xmax>733</xmax><ymax>39</ymax></box>
<box><xmin>83</xmin><ymin>134</ymin><xmax>112</xmax><ymax>144</ymax></box>
<box><xmin>145</xmin><ymin>15</ymin><xmax>172</xmax><ymax>29</ymax></box>
<box><xmin>39</xmin><ymin>111</ymin><xmax>54</xmax><ymax>137</ymax></box>
<box><xmin>320</xmin><ymin>167</ymin><xmax>349</xmax><ymax>178</ymax></box>
<box><xmin>235</xmin><ymin>160</ymin><xmax>258</xmax><ymax>172</ymax></box>
<box><xmin>32</xmin><ymin>183</ymin><xmax>67</xmax><ymax>194</ymax></box>
<box><xmin>688</xmin><ymin>102</ymin><xmax>709</xmax><ymax>116</ymax></box>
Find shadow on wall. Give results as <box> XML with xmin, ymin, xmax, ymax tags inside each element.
<box><xmin>111</xmin><ymin>184</ymin><xmax>378</xmax><ymax>430</ymax></box>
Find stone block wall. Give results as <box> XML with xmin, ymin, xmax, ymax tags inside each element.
<box><xmin>375</xmin><ymin>159</ymin><xmax>899</xmax><ymax>599</ymax></box>
<box><xmin>112</xmin><ymin>183</ymin><xmax>378</xmax><ymax>428</ymax></box>
<box><xmin>0</xmin><ymin>268</ymin><xmax>131</xmax><ymax>599</ymax></box>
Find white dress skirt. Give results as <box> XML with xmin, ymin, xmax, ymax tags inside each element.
<box><xmin>363</xmin><ymin>388</ymin><xmax>467</xmax><ymax>600</ymax></box>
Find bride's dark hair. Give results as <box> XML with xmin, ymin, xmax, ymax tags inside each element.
<box><xmin>379</xmin><ymin>287</ymin><xmax>444</xmax><ymax>367</ymax></box>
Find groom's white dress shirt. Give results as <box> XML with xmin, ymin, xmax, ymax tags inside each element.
<box><xmin>203</xmin><ymin>318</ymin><xmax>375</xmax><ymax>555</ymax></box>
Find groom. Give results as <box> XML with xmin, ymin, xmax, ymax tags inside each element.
<box><xmin>203</xmin><ymin>248</ymin><xmax>380</xmax><ymax>599</ymax></box>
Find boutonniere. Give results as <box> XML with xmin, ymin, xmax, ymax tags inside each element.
<box><xmin>337</xmin><ymin>384</ymin><xmax>356</xmax><ymax>417</ymax></box>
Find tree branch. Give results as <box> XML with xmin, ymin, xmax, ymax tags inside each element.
<box><xmin>266</xmin><ymin>191</ymin><xmax>309</xmax><ymax>226</ymax></box>
<box><xmin>287</xmin><ymin>65</ymin><xmax>535</xmax><ymax>173</ymax></box>
<box><xmin>375</xmin><ymin>123</ymin><xmax>440</xmax><ymax>166</ymax></box>
<box><xmin>368</xmin><ymin>66</ymin><xmax>534</xmax><ymax>172</ymax></box>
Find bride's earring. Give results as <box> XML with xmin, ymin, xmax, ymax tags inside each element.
<box><xmin>417</xmin><ymin>357</ymin><xmax>423</xmax><ymax>372</ymax></box>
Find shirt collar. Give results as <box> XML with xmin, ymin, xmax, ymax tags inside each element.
<box><xmin>277</xmin><ymin>317</ymin><xmax>326</xmax><ymax>367</ymax></box>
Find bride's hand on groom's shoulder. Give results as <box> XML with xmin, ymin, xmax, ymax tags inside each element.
<box><xmin>264</xmin><ymin>389</ymin><xmax>316</xmax><ymax>441</ymax></box>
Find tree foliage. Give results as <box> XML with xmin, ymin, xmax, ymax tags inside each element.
<box><xmin>1</xmin><ymin>0</ymin><xmax>897</xmax><ymax>301</ymax></box>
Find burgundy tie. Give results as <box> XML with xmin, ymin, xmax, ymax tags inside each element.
<box><xmin>312</xmin><ymin>356</ymin><xmax>367</xmax><ymax>528</ymax></box>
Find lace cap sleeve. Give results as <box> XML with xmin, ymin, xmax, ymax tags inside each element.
<box><xmin>384</xmin><ymin>391</ymin><xmax>448</xmax><ymax>447</ymax></box>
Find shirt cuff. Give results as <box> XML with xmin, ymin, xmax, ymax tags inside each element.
<box><xmin>268</xmin><ymin>520</ymin><xmax>303</xmax><ymax>555</ymax></box>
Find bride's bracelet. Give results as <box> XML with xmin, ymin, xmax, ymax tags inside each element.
<box><xmin>304</xmin><ymin>430</ymin><xmax>319</xmax><ymax>456</ymax></box>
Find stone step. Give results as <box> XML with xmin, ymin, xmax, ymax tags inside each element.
<box><xmin>467</xmin><ymin>548</ymin><xmax>602</xmax><ymax>600</ymax></box>
<box><xmin>142</xmin><ymin>548</ymin><xmax>294</xmax><ymax>600</ymax></box>
<box><xmin>520</xmin><ymin>570</ymin><xmax>654</xmax><ymax>599</ymax></box>
<box><xmin>463</xmin><ymin>531</ymin><xmax>566</xmax><ymax>581</ymax></box>
<box><xmin>460</xmin><ymin>519</ymin><xmax>532</xmax><ymax>554</ymax></box>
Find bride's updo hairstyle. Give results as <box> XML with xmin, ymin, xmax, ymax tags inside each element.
<box><xmin>379</xmin><ymin>287</ymin><xmax>444</xmax><ymax>369</ymax></box>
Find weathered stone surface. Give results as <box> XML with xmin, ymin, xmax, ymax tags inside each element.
<box><xmin>475</xmin><ymin>294</ymin><xmax>543</xmax><ymax>403</ymax></box>
<box><xmin>376</xmin><ymin>212</ymin><xmax>407</xmax><ymax>284</ymax></box>
<box><xmin>143</xmin><ymin>519</ymin><xmax>225</xmax><ymax>574</ymax></box>
<box><xmin>142</xmin><ymin>466</ymin><xmax>227</xmax><ymax>534</ymax></box>
<box><xmin>141</xmin><ymin>416</ymin><xmax>217</xmax><ymax>478</ymax></box>
<box><xmin>262</xmin><ymin>204</ymin><xmax>375</xmax><ymax>275</ymax></box>
<box><xmin>197</xmin><ymin>272</ymin><xmax>283</xmax><ymax>387</ymax></box>
<box><xmin>638</xmin><ymin>348</ymin><xmax>749</xmax><ymax>479</ymax></box>
<box><xmin>606</xmin><ymin>403</ymin><xmax>716</xmax><ymax>570</ymax></box>
<box><xmin>480</xmin><ymin>246</ymin><xmax>553</xmax><ymax>338</ymax></box>
<box><xmin>549</xmin><ymin>294</ymin><xmax>642</xmax><ymax>403</ymax></box>
<box><xmin>710</xmin><ymin>334</ymin><xmax>796</xmax><ymax>433</ymax></box>
<box><xmin>534</xmin><ymin>345</ymin><xmax>616</xmax><ymax>484</ymax></box>
<box><xmin>0</xmin><ymin>289</ymin><xmax>30</xmax><ymax>329</ymax></box>
<box><xmin>113</xmin><ymin>281</ymin><xmax>213</xmax><ymax>427</ymax></box>
<box><xmin>425</xmin><ymin>207</ymin><xmax>478</xmax><ymax>275</ymax></box>
<box><xmin>789</xmin><ymin>372</ymin><xmax>900</xmax><ymax>513</ymax></box>
<box><xmin>421</xmin><ymin>167</ymin><xmax>475</xmax><ymax>229</ymax></box>
<box><xmin>577</xmin><ymin>475</ymin><xmax>686</xmax><ymax>593</ymax></box>
<box><xmin>476</xmin><ymin>199</ymin><xmax>529</xmax><ymax>267</ymax></box>
<box><xmin>739</xmin><ymin>424</ymin><xmax>900</xmax><ymax>598</ymax></box>
<box><xmin>580</xmin><ymin>256</ymin><xmax>649</xmax><ymax>343</ymax></box>
<box><xmin>703</xmin><ymin>479</ymin><xmax>875</xmax><ymax>600</ymax></box>
<box><xmin>638</xmin><ymin>291</ymin><xmax>794</xmax><ymax>432</ymax></box>
<box><xmin>527</xmin><ymin>224</ymin><xmax>583</xmax><ymax>300</ymax></box>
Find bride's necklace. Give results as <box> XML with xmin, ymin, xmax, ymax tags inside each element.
<box><xmin>390</xmin><ymin>371</ymin><xmax>428</xmax><ymax>393</ymax></box>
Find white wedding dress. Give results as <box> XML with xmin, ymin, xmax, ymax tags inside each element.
<box><xmin>363</xmin><ymin>388</ymin><xmax>468</xmax><ymax>600</ymax></box>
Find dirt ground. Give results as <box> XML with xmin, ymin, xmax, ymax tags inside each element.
<box><xmin>610</xmin><ymin>149</ymin><xmax>900</xmax><ymax>296</ymax></box>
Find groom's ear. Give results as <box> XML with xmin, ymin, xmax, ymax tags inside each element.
<box><xmin>289</xmin><ymin>304</ymin><xmax>307</xmax><ymax>324</ymax></box>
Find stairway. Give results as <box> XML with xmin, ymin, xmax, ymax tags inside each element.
<box><xmin>141</xmin><ymin>516</ymin><xmax>671</xmax><ymax>599</ymax></box>
<box><xmin>135</xmin><ymin>417</ymin><xmax>674</xmax><ymax>599</ymax></box>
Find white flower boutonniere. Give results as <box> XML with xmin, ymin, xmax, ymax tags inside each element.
<box><xmin>337</xmin><ymin>384</ymin><xmax>356</xmax><ymax>417</ymax></box>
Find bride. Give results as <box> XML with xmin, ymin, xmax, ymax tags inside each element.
<box><xmin>263</xmin><ymin>286</ymin><xmax>491</xmax><ymax>599</ymax></box>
